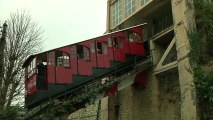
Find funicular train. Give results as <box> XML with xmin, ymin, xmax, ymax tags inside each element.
<box><xmin>23</xmin><ymin>23</ymin><xmax>149</xmax><ymax>109</ymax></box>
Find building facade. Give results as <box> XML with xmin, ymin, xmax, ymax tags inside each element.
<box><xmin>69</xmin><ymin>0</ymin><xmax>198</xmax><ymax>119</ymax></box>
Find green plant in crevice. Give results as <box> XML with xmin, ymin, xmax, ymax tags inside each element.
<box><xmin>188</xmin><ymin>0</ymin><xmax>213</xmax><ymax>118</ymax></box>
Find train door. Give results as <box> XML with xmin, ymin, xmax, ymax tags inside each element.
<box><xmin>77</xmin><ymin>45</ymin><xmax>93</xmax><ymax>75</ymax></box>
<box><xmin>96</xmin><ymin>40</ymin><xmax>110</xmax><ymax>68</ymax></box>
<box><xmin>47</xmin><ymin>51</ymin><xmax>56</xmax><ymax>83</ymax></box>
<box><xmin>55</xmin><ymin>50</ymin><xmax>72</xmax><ymax>83</ymax></box>
<box><xmin>113</xmin><ymin>37</ymin><xmax>125</xmax><ymax>62</ymax></box>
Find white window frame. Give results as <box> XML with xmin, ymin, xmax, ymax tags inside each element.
<box><xmin>124</xmin><ymin>0</ymin><xmax>135</xmax><ymax>18</ymax></box>
<box><xmin>141</xmin><ymin>0</ymin><xmax>149</xmax><ymax>6</ymax></box>
<box><xmin>112</xmin><ymin>0</ymin><xmax>122</xmax><ymax>26</ymax></box>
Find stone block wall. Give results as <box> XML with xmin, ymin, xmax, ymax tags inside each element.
<box><xmin>158</xmin><ymin>71</ymin><xmax>181</xmax><ymax>120</ymax></box>
<box><xmin>114</xmin><ymin>72</ymin><xmax>155</xmax><ymax>120</ymax></box>
<box><xmin>68</xmin><ymin>101</ymin><xmax>100</xmax><ymax>120</ymax></box>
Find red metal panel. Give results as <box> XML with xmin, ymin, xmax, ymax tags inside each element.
<box><xmin>78</xmin><ymin>60</ymin><xmax>93</xmax><ymax>75</ymax></box>
<box><xmin>130</xmin><ymin>27</ymin><xmax>142</xmax><ymax>35</ymax></box>
<box><xmin>56</xmin><ymin>67</ymin><xmax>72</xmax><ymax>83</ymax></box>
<box><xmin>129</xmin><ymin>42</ymin><xmax>145</xmax><ymax>55</ymax></box>
<box><xmin>25</xmin><ymin>75</ymin><xmax>37</xmax><ymax>95</ymax></box>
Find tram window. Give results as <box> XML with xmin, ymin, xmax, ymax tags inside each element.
<box><xmin>84</xmin><ymin>47</ymin><xmax>90</xmax><ymax>60</ymax></box>
<box><xmin>108</xmin><ymin>38</ymin><xmax>112</xmax><ymax>47</ymax></box>
<box><xmin>129</xmin><ymin>33</ymin><xmax>134</xmax><ymax>42</ymax></box>
<box><xmin>27</xmin><ymin>58</ymin><xmax>36</xmax><ymax>78</ymax></box>
<box><xmin>63</xmin><ymin>53</ymin><xmax>70</xmax><ymax>67</ymax></box>
<box><xmin>97</xmin><ymin>42</ymin><xmax>102</xmax><ymax>54</ymax></box>
<box><xmin>134</xmin><ymin>32</ymin><xmax>142</xmax><ymax>43</ymax></box>
<box><xmin>56</xmin><ymin>51</ymin><xmax>70</xmax><ymax>67</ymax></box>
<box><xmin>113</xmin><ymin>37</ymin><xmax>118</xmax><ymax>47</ymax></box>
<box><xmin>77</xmin><ymin>45</ymin><xmax>84</xmax><ymax>59</ymax></box>
<box><xmin>91</xmin><ymin>43</ymin><xmax>95</xmax><ymax>53</ymax></box>
<box><xmin>71</xmin><ymin>46</ymin><xmax>76</xmax><ymax>58</ymax></box>
<box><xmin>104</xmin><ymin>44</ymin><xmax>108</xmax><ymax>55</ymax></box>
<box><xmin>48</xmin><ymin>51</ymin><xmax>55</xmax><ymax>65</ymax></box>
<box><xmin>128</xmin><ymin>32</ymin><xmax>142</xmax><ymax>43</ymax></box>
<box><xmin>56</xmin><ymin>51</ymin><xmax>63</xmax><ymax>66</ymax></box>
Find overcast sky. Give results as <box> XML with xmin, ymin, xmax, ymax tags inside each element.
<box><xmin>0</xmin><ymin>0</ymin><xmax>107</xmax><ymax>51</ymax></box>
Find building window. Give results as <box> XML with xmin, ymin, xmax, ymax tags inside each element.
<box><xmin>141</xmin><ymin>0</ymin><xmax>149</xmax><ymax>6</ymax></box>
<box><xmin>125</xmin><ymin>0</ymin><xmax>135</xmax><ymax>18</ymax></box>
<box><xmin>112</xmin><ymin>0</ymin><xmax>122</xmax><ymax>26</ymax></box>
<box><xmin>48</xmin><ymin>51</ymin><xmax>55</xmax><ymax>65</ymax></box>
<box><xmin>97</xmin><ymin>42</ymin><xmax>103</xmax><ymax>54</ymax></box>
<box><xmin>71</xmin><ymin>46</ymin><xmax>76</xmax><ymax>58</ymax></box>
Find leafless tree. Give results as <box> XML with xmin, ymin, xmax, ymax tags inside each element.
<box><xmin>0</xmin><ymin>10</ymin><xmax>43</xmax><ymax>110</ymax></box>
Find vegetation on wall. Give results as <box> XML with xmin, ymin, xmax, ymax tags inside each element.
<box><xmin>188</xmin><ymin>0</ymin><xmax>213</xmax><ymax>118</ymax></box>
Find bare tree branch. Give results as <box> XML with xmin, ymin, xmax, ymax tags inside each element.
<box><xmin>0</xmin><ymin>10</ymin><xmax>43</xmax><ymax>110</ymax></box>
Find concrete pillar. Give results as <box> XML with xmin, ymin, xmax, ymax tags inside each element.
<box><xmin>100</xmin><ymin>97</ymin><xmax>109</xmax><ymax>120</ymax></box>
<box><xmin>149</xmin><ymin>72</ymin><xmax>161</xmax><ymax>120</ymax></box>
<box><xmin>171</xmin><ymin>0</ymin><xmax>198</xmax><ymax>119</ymax></box>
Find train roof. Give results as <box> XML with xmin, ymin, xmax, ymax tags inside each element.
<box><xmin>22</xmin><ymin>23</ymin><xmax>147</xmax><ymax>68</ymax></box>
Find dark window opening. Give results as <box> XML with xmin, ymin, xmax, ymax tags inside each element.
<box><xmin>113</xmin><ymin>37</ymin><xmax>118</xmax><ymax>47</ymax></box>
<box><xmin>153</xmin><ymin>14</ymin><xmax>173</xmax><ymax>34</ymax></box>
<box><xmin>144</xmin><ymin>40</ymin><xmax>150</xmax><ymax>56</ymax></box>
<box><xmin>97</xmin><ymin>42</ymin><xmax>103</xmax><ymax>54</ymax></box>
<box><xmin>37</xmin><ymin>60</ymin><xmax>46</xmax><ymax>90</ymax></box>
<box><xmin>37</xmin><ymin>53</ymin><xmax>47</xmax><ymax>90</ymax></box>
<box><xmin>77</xmin><ymin>45</ymin><xmax>84</xmax><ymax>59</ymax></box>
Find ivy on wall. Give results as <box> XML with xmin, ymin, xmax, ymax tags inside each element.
<box><xmin>188</xmin><ymin>0</ymin><xmax>213</xmax><ymax>118</ymax></box>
